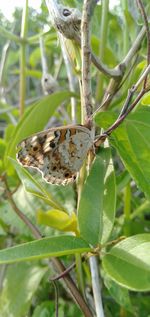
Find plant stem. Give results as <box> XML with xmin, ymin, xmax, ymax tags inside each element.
<box><xmin>81</xmin><ymin>0</ymin><xmax>93</xmax><ymax>122</ymax></box>
<box><xmin>78</xmin><ymin>0</ymin><xmax>94</xmax><ymax>207</ymax></box>
<box><xmin>136</xmin><ymin>0</ymin><xmax>150</xmax><ymax>88</ymax></box>
<box><xmin>99</xmin><ymin>26</ymin><xmax>146</xmax><ymax>111</ymax></box>
<box><xmin>0</xmin><ymin>26</ymin><xmax>22</xmax><ymax>43</ymax></box>
<box><xmin>0</xmin><ymin>41</ymin><xmax>11</xmax><ymax>86</ymax></box>
<box><xmin>75</xmin><ymin>254</ymin><xmax>85</xmax><ymax>297</ymax></box>
<box><xmin>39</xmin><ymin>36</ymin><xmax>48</xmax><ymax>74</ymax></box>
<box><xmin>95</xmin><ymin>63</ymin><xmax>150</xmax><ymax>149</ymax></box>
<box><xmin>130</xmin><ymin>200</ymin><xmax>150</xmax><ymax>219</ymax></box>
<box><xmin>123</xmin><ymin>182</ymin><xmax>131</xmax><ymax>236</ymax></box>
<box><xmin>96</xmin><ymin>0</ymin><xmax>109</xmax><ymax>102</ymax></box>
<box><xmin>124</xmin><ymin>183</ymin><xmax>131</xmax><ymax>220</ymax></box>
<box><xmin>89</xmin><ymin>256</ymin><xmax>105</xmax><ymax>317</ymax></box>
<box><xmin>19</xmin><ymin>0</ymin><xmax>28</xmax><ymax>117</ymax></box>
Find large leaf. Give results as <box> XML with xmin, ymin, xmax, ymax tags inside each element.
<box><xmin>95</xmin><ymin>108</ymin><xmax>150</xmax><ymax>199</ymax></box>
<box><xmin>11</xmin><ymin>158</ymin><xmax>64</xmax><ymax>210</ymax></box>
<box><xmin>5</xmin><ymin>90</ymin><xmax>74</xmax><ymax>160</ymax></box>
<box><xmin>78</xmin><ymin>145</ymin><xmax>116</xmax><ymax>246</ymax></box>
<box><xmin>104</xmin><ymin>274</ymin><xmax>133</xmax><ymax>312</ymax></box>
<box><xmin>102</xmin><ymin>234</ymin><xmax>150</xmax><ymax>291</ymax></box>
<box><xmin>0</xmin><ymin>263</ymin><xmax>47</xmax><ymax>317</ymax></box>
<box><xmin>0</xmin><ymin>235</ymin><xmax>91</xmax><ymax>264</ymax></box>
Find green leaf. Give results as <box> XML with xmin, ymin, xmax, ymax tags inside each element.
<box><xmin>5</xmin><ymin>91</ymin><xmax>74</xmax><ymax>161</ymax></box>
<box><xmin>10</xmin><ymin>159</ymin><xmax>64</xmax><ymax>210</ymax></box>
<box><xmin>0</xmin><ymin>138</ymin><xmax>6</xmax><ymax>159</ymax></box>
<box><xmin>64</xmin><ymin>39</ymin><xmax>81</xmax><ymax>75</ymax></box>
<box><xmin>32</xmin><ymin>301</ymin><xmax>55</xmax><ymax>317</ymax></box>
<box><xmin>101</xmin><ymin>144</ymin><xmax>116</xmax><ymax>243</ymax></box>
<box><xmin>104</xmin><ymin>274</ymin><xmax>133</xmax><ymax>312</ymax></box>
<box><xmin>91</xmin><ymin>35</ymin><xmax>117</xmax><ymax>67</ymax></box>
<box><xmin>95</xmin><ymin>108</ymin><xmax>150</xmax><ymax>199</ymax></box>
<box><xmin>0</xmin><ymin>235</ymin><xmax>91</xmax><ymax>264</ymax></box>
<box><xmin>78</xmin><ymin>145</ymin><xmax>116</xmax><ymax>246</ymax></box>
<box><xmin>103</xmin><ymin>234</ymin><xmax>150</xmax><ymax>291</ymax></box>
<box><xmin>142</xmin><ymin>92</ymin><xmax>150</xmax><ymax>105</ymax></box>
<box><xmin>37</xmin><ymin>209</ymin><xmax>78</xmax><ymax>234</ymax></box>
<box><xmin>0</xmin><ymin>263</ymin><xmax>47</xmax><ymax>317</ymax></box>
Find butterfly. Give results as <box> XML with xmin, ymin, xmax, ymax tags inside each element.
<box><xmin>16</xmin><ymin>125</ymin><xmax>94</xmax><ymax>185</ymax></box>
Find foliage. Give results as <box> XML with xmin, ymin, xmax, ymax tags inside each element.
<box><xmin>0</xmin><ymin>1</ymin><xmax>150</xmax><ymax>317</ymax></box>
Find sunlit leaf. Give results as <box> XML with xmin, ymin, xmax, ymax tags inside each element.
<box><xmin>103</xmin><ymin>234</ymin><xmax>150</xmax><ymax>291</ymax></box>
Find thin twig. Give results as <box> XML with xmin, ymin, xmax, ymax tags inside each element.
<box><xmin>136</xmin><ymin>0</ymin><xmax>150</xmax><ymax>88</ymax></box>
<box><xmin>95</xmin><ymin>64</ymin><xmax>150</xmax><ymax>146</ymax></box>
<box><xmin>3</xmin><ymin>176</ymin><xmax>42</xmax><ymax>239</ymax></box>
<box><xmin>89</xmin><ymin>256</ymin><xmax>105</xmax><ymax>317</ymax></box>
<box><xmin>50</xmin><ymin>261</ymin><xmax>76</xmax><ymax>281</ymax></box>
<box><xmin>100</xmin><ymin>26</ymin><xmax>146</xmax><ymax>110</ymax></box>
<box><xmin>51</xmin><ymin>281</ymin><xmax>59</xmax><ymax>317</ymax></box>
<box><xmin>81</xmin><ymin>0</ymin><xmax>93</xmax><ymax>122</ymax></box>
<box><xmin>118</xmin><ymin>64</ymin><xmax>150</xmax><ymax>117</ymax></box>
<box><xmin>74</xmin><ymin>33</ymin><xmax>122</xmax><ymax>78</ymax></box>
<box><xmin>39</xmin><ymin>36</ymin><xmax>48</xmax><ymax>74</ymax></box>
<box><xmin>121</xmin><ymin>26</ymin><xmax>146</xmax><ymax>68</ymax></box>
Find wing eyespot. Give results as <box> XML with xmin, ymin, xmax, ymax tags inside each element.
<box><xmin>49</xmin><ymin>141</ymin><xmax>56</xmax><ymax>148</ymax></box>
<box><xmin>33</xmin><ymin>146</ymin><xmax>38</xmax><ymax>151</ymax></box>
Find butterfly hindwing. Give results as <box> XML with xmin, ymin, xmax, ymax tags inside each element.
<box><xmin>17</xmin><ymin>125</ymin><xmax>93</xmax><ymax>185</ymax></box>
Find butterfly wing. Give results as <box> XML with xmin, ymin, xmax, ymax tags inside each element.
<box><xmin>17</xmin><ymin>125</ymin><xmax>93</xmax><ymax>185</ymax></box>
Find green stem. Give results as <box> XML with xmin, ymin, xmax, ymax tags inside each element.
<box><xmin>75</xmin><ymin>254</ymin><xmax>85</xmax><ymax>298</ymax></box>
<box><xmin>96</xmin><ymin>0</ymin><xmax>109</xmax><ymax>102</ymax></box>
<box><xmin>19</xmin><ymin>0</ymin><xmax>28</xmax><ymax>117</ymax></box>
<box><xmin>0</xmin><ymin>26</ymin><xmax>22</xmax><ymax>43</ymax></box>
<box><xmin>130</xmin><ymin>200</ymin><xmax>150</xmax><ymax>220</ymax></box>
<box><xmin>123</xmin><ymin>182</ymin><xmax>131</xmax><ymax>236</ymax></box>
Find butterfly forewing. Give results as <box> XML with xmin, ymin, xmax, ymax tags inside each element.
<box><xmin>16</xmin><ymin>125</ymin><xmax>93</xmax><ymax>185</ymax></box>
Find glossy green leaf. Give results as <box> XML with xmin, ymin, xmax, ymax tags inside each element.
<box><xmin>78</xmin><ymin>145</ymin><xmax>116</xmax><ymax>246</ymax></box>
<box><xmin>0</xmin><ymin>235</ymin><xmax>91</xmax><ymax>264</ymax></box>
<box><xmin>37</xmin><ymin>209</ymin><xmax>78</xmax><ymax>234</ymax></box>
<box><xmin>10</xmin><ymin>159</ymin><xmax>64</xmax><ymax>210</ymax></box>
<box><xmin>95</xmin><ymin>108</ymin><xmax>150</xmax><ymax>199</ymax></box>
<box><xmin>0</xmin><ymin>263</ymin><xmax>47</xmax><ymax>317</ymax></box>
<box><xmin>103</xmin><ymin>234</ymin><xmax>150</xmax><ymax>291</ymax></box>
<box><xmin>5</xmin><ymin>91</ymin><xmax>74</xmax><ymax>161</ymax></box>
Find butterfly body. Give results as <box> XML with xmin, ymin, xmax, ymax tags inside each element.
<box><xmin>17</xmin><ymin>125</ymin><xmax>94</xmax><ymax>185</ymax></box>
